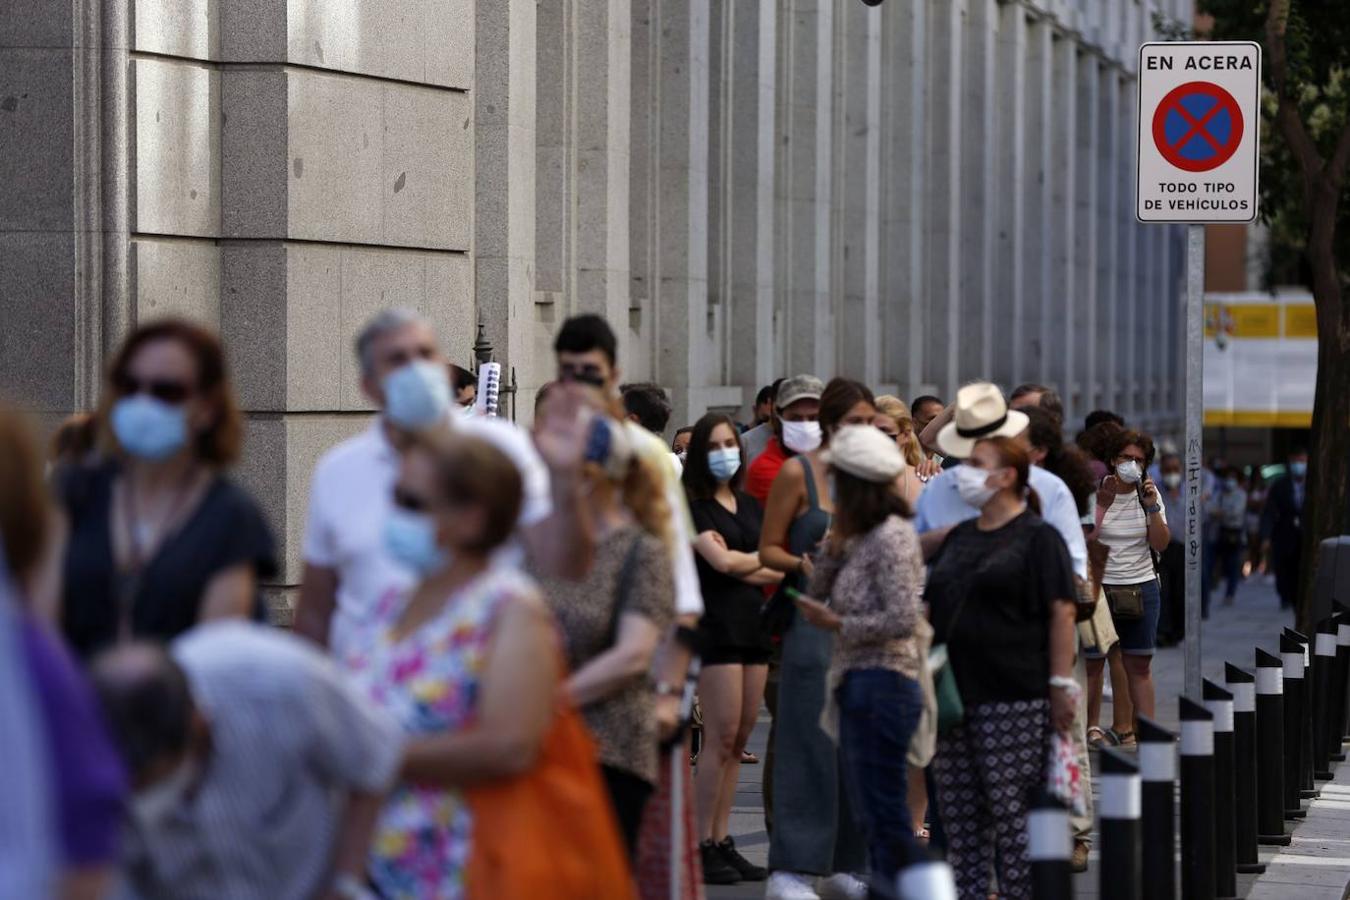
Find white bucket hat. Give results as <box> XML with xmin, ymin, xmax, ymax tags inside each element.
<box><xmin>936</xmin><ymin>382</ymin><xmax>1029</xmax><ymax>460</ymax></box>
<box><xmin>823</xmin><ymin>424</ymin><xmax>906</xmax><ymax>483</ymax></box>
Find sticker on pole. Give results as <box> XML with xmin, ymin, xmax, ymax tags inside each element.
<box><xmin>1137</xmin><ymin>42</ymin><xmax>1261</xmax><ymax>223</ymax></box>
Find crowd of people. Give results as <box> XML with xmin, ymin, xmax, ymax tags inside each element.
<box><xmin>0</xmin><ymin>306</ymin><xmax>1314</xmax><ymax>900</ymax></box>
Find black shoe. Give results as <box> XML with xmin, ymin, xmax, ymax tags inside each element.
<box><xmin>717</xmin><ymin>836</ymin><xmax>767</xmax><ymax>882</ymax></box>
<box><xmin>700</xmin><ymin>840</ymin><xmax>741</xmax><ymax>884</ymax></box>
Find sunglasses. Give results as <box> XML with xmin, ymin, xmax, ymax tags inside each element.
<box><xmin>113</xmin><ymin>374</ymin><xmax>193</xmax><ymax>404</ymax></box>
<box><xmin>558</xmin><ymin>363</ymin><xmax>607</xmax><ymax>388</ymax></box>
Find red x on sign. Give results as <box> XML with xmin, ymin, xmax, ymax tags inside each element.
<box><xmin>1151</xmin><ymin>81</ymin><xmax>1245</xmax><ymax>173</ymax></box>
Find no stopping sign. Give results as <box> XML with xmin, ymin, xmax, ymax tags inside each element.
<box><xmin>1137</xmin><ymin>42</ymin><xmax>1261</xmax><ymax>223</ymax></box>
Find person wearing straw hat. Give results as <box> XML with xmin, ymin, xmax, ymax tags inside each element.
<box><xmin>792</xmin><ymin>424</ymin><xmax>926</xmax><ymax>899</ymax></box>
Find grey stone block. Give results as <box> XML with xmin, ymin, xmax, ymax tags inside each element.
<box><xmin>0</xmin><ymin>231</ymin><xmax>76</xmax><ymax>411</ymax></box>
<box><xmin>133</xmin><ymin>57</ymin><xmax>221</xmax><ymax>238</ymax></box>
<box><xmin>133</xmin><ymin>237</ymin><xmax>222</xmax><ymax>326</ymax></box>
<box><xmin>220</xmin><ymin>240</ymin><xmax>288</xmax><ymax>411</ymax></box>
<box><xmin>0</xmin><ymin>0</ymin><xmax>73</xmax><ymax>49</ymax></box>
<box><xmin>0</xmin><ymin>48</ymin><xmax>75</xmax><ymax>232</ymax></box>
<box><xmin>133</xmin><ymin>0</ymin><xmax>218</xmax><ymax>60</ymax></box>
<box><xmin>286</xmin><ymin>0</ymin><xmax>473</xmax><ymax>90</ymax></box>
<box><xmin>283</xmin><ymin>243</ymin><xmax>343</xmax><ymax>410</ymax></box>
<box><xmin>381</xmin><ymin>85</ymin><xmax>471</xmax><ymax>250</ymax></box>
<box><xmin>284</xmin><ymin>70</ymin><xmax>384</xmax><ymax>245</ymax></box>
<box><xmin>221</xmin><ymin>68</ymin><xmax>287</xmax><ymax>238</ymax></box>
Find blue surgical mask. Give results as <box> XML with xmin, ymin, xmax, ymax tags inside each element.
<box><xmin>111</xmin><ymin>395</ymin><xmax>189</xmax><ymax>461</ymax></box>
<box><xmin>384</xmin><ymin>361</ymin><xmax>451</xmax><ymax>430</ymax></box>
<box><xmin>383</xmin><ymin>507</ymin><xmax>448</xmax><ymax>576</ymax></box>
<box><xmin>1225</xmin><ymin>478</ymin><xmax>1239</xmax><ymax>491</ymax></box>
<box><xmin>708</xmin><ymin>448</ymin><xmax>741</xmax><ymax>482</ymax></box>
<box><xmin>1290</xmin><ymin>461</ymin><xmax>1307</xmax><ymax>479</ymax></box>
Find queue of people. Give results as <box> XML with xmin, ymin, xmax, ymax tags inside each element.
<box><xmin>0</xmin><ymin>303</ymin><xmax>1315</xmax><ymax>900</ymax></box>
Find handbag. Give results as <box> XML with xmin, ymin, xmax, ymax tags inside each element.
<box><xmin>908</xmin><ymin>617</ymin><xmax>938</xmax><ymax>766</ymax></box>
<box><xmin>931</xmin><ymin>645</ymin><xmax>965</xmax><ymax>735</ymax></box>
<box><xmin>761</xmin><ymin>577</ymin><xmax>799</xmax><ymax>639</ymax></box>
<box><xmin>465</xmin><ymin>695</ymin><xmax>637</xmax><ymax>899</ymax></box>
<box><xmin>1103</xmin><ymin>583</ymin><xmax>1145</xmax><ymax>621</ymax></box>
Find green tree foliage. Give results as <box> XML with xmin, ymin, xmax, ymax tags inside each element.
<box><xmin>1197</xmin><ymin>0</ymin><xmax>1350</xmax><ymax>626</ymax></box>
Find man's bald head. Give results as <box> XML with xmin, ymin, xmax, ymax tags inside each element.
<box><xmin>90</xmin><ymin>643</ymin><xmax>197</xmax><ymax>787</ymax></box>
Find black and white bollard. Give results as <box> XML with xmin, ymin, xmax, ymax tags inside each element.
<box><xmin>1027</xmin><ymin>790</ymin><xmax>1073</xmax><ymax>900</ymax></box>
<box><xmin>1335</xmin><ymin>606</ymin><xmax>1350</xmax><ymax>751</ymax></box>
<box><xmin>895</xmin><ymin>850</ymin><xmax>957</xmax><ymax>900</ymax></box>
<box><xmin>1224</xmin><ymin>663</ymin><xmax>1266</xmax><ymax>875</ymax></box>
<box><xmin>1284</xmin><ymin>627</ymin><xmax>1317</xmax><ymax>798</ymax></box>
<box><xmin>1099</xmin><ymin>747</ymin><xmax>1142</xmax><ymax>900</ymax></box>
<box><xmin>1314</xmin><ymin>617</ymin><xmax>1339</xmax><ymax>779</ymax></box>
<box><xmin>1180</xmin><ymin>696</ymin><xmax>1217</xmax><ymax>900</ymax></box>
<box><xmin>1254</xmin><ymin>647</ymin><xmax>1292</xmax><ymax>846</ymax></box>
<box><xmin>1204</xmin><ymin>680</ymin><xmax>1238</xmax><ymax>899</ymax></box>
<box><xmin>1137</xmin><ymin>716</ymin><xmax>1176</xmax><ymax>900</ymax></box>
<box><xmin>1280</xmin><ymin>630</ymin><xmax>1308</xmax><ymax>818</ymax></box>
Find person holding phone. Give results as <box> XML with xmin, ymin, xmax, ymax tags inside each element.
<box><xmin>1087</xmin><ymin>429</ymin><xmax>1169</xmax><ymax>729</ymax></box>
<box><xmin>790</xmin><ymin>425</ymin><xmax>925</xmax><ymax>898</ymax></box>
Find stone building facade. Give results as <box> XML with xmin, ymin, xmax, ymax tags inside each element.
<box><xmin>1</xmin><ymin>0</ymin><xmax>1190</xmax><ymax>603</ymax></box>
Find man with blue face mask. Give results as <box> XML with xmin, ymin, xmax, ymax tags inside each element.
<box><xmin>1262</xmin><ymin>449</ymin><xmax>1309</xmax><ymax>609</ymax></box>
<box><xmin>294</xmin><ymin>308</ymin><xmax>592</xmax><ymax>660</ymax></box>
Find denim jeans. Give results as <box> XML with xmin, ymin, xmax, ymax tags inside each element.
<box><xmin>836</xmin><ymin>668</ymin><xmax>924</xmax><ymax>897</ymax></box>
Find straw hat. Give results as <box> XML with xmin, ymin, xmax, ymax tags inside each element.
<box><xmin>936</xmin><ymin>382</ymin><xmax>1029</xmax><ymax>460</ymax></box>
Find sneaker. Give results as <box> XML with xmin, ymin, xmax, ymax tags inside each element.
<box><xmin>765</xmin><ymin>871</ymin><xmax>820</xmax><ymax>900</ymax></box>
<box><xmin>700</xmin><ymin>840</ymin><xmax>741</xmax><ymax>885</ymax></box>
<box><xmin>718</xmin><ymin>836</ymin><xmax>767</xmax><ymax>881</ymax></box>
<box><xmin>1072</xmin><ymin>840</ymin><xmax>1090</xmax><ymax>873</ymax></box>
<box><xmin>817</xmin><ymin>872</ymin><xmax>868</xmax><ymax>900</ymax></box>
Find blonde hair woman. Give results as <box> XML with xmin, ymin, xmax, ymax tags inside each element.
<box><xmin>874</xmin><ymin>395</ymin><xmax>933</xmax><ymax>506</ymax></box>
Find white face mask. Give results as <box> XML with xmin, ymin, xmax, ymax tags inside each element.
<box><xmin>1162</xmin><ymin>472</ymin><xmax>1182</xmax><ymax>490</ymax></box>
<box><xmin>132</xmin><ymin>757</ymin><xmax>198</xmax><ymax>829</ymax></box>
<box><xmin>1115</xmin><ymin>460</ymin><xmax>1143</xmax><ymax>484</ymax></box>
<box><xmin>781</xmin><ymin>420</ymin><xmax>822</xmax><ymax>454</ymax></box>
<box><xmin>954</xmin><ymin>464</ymin><xmax>998</xmax><ymax>509</ymax></box>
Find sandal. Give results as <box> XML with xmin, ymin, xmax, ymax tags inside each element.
<box><xmin>1112</xmin><ymin>730</ymin><xmax>1136</xmax><ymax>748</ymax></box>
<box><xmin>1087</xmin><ymin>726</ymin><xmax>1113</xmax><ymax>748</ymax></box>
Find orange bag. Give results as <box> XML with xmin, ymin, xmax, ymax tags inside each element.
<box><xmin>464</xmin><ymin>703</ymin><xmax>638</xmax><ymax>900</ymax></box>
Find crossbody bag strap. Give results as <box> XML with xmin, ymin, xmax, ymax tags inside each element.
<box><xmin>606</xmin><ymin>533</ymin><xmax>646</xmax><ymax>645</ymax></box>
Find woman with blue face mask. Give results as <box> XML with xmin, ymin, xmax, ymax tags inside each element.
<box><xmin>680</xmin><ymin>414</ymin><xmax>782</xmax><ymax>885</ymax></box>
<box><xmin>50</xmin><ymin>319</ymin><xmax>276</xmax><ymax>659</ymax></box>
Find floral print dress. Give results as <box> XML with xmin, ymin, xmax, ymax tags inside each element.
<box><xmin>345</xmin><ymin>568</ymin><xmax>537</xmax><ymax>900</ymax></box>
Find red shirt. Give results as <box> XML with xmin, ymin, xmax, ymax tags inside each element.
<box><xmin>746</xmin><ymin>436</ymin><xmax>791</xmax><ymax>506</ymax></box>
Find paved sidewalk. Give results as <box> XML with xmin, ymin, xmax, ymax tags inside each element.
<box><xmin>707</xmin><ymin>574</ymin><xmax>1350</xmax><ymax>899</ymax></box>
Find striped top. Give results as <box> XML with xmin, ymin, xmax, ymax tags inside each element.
<box><xmin>118</xmin><ymin>621</ymin><xmax>402</xmax><ymax>900</ymax></box>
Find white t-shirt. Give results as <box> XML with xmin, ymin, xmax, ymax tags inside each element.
<box><xmin>1098</xmin><ymin>491</ymin><xmax>1165</xmax><ymax>585</ymax></box>
<box><xmin>303</xmin><ymin>416</ymin><xmax>552</xmax><ymax>658</ymax></box>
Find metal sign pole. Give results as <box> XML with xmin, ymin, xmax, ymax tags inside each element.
<box><xmin>1184</xmin><ymin>223</ymin><xmax>1205</xmax><ymax>698</ymax></box>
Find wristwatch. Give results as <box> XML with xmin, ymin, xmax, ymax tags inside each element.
<box><xmin>655</xmin><ymin>680</ymin><xmax>681</xmax><ymax>698</ymax></box>
<box><xmin>1144</xmin><ymin>503</ymin><xmax>1162</xmax><ymax>515</ymax></box>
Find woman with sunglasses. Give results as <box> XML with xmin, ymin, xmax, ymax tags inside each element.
<box><xmin>52</xmin><ymin>319</ymin><xmax>275</xmax><ymax>658</ymax></box>
<box><xmin>347</xmin><ymin>431</ymin><xmax>633</xmax><ymax>900</ymax></box>
<box><xmin>874</xmin><ymin>395</ymin><xmax>933</xmax><ymax>507</ymax></box>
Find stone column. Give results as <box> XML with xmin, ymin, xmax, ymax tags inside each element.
<box><xmin>1024</xmin><ymin>16</ymin><xmax>1054</xmax><ymax>387</ymax></box>
<box><xmin>775</xmin><ymin>0</ymin><xmax>835</xmax><ymax>379</ymax></box>
<box><xmin>961</xmin><ymin>0</ymin><xmax>998</xmax><ymax>382</ymax></box>
<box><xmin>879</xmin><ymin>0</ymin><xmax>928</xmax><ymax>397</ymax></box>
<box><xmin>535</xmin><ymin>0</ymin><xmax>573</xmax><ymax>311</ymax></box>
<box><xmin>925</xmin><ymin>0</ymin><xmax>962</xmax><ymax>398</ymax></box>
<box><xmin>835</xmin><ymin>1</ymin><xmax>883</xmax><ymax>385</ymax></box>
<box><xmin>1095</xmin><ymin>62</ymin><xmax>1120</xmax><ymax>414</ymax></box>
<box><xmin>1075</xmin><ymin>49</ymin><xmax>1100</xmax><ymax>412</ymax></box>
<box><xmin>992</xmin><ymin>1</ymin><xmax>1025</xmax><ymax>390</ymax></box>
<box><xmin>646</xmin><ymin>0</ymin><xmax>710</xmax><ymax>425</ymax></box>
<box><xmin>476</xmin><ymin>0</ymin><xmax>538</xmax><ymax>408</ymax></box>
<box><xmin>573</xmin><ymin>0</ymin><xmax>631</xmax><ymax>330</ymax></box>
<box><xmin>1051</xmin><ymin>30</ymin><xmax>1078</xmax><ymax>421</ymax></box>
<box><xmin>713</xmin><ymin>0</ymin><xmax>777</xmax><ymax>407</ymax></box>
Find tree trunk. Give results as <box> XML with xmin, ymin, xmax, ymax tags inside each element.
<box><xmin>1295</xmin><ymin>192</ymin><xmax>1350</xmax><ymax>631</ymax></box>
